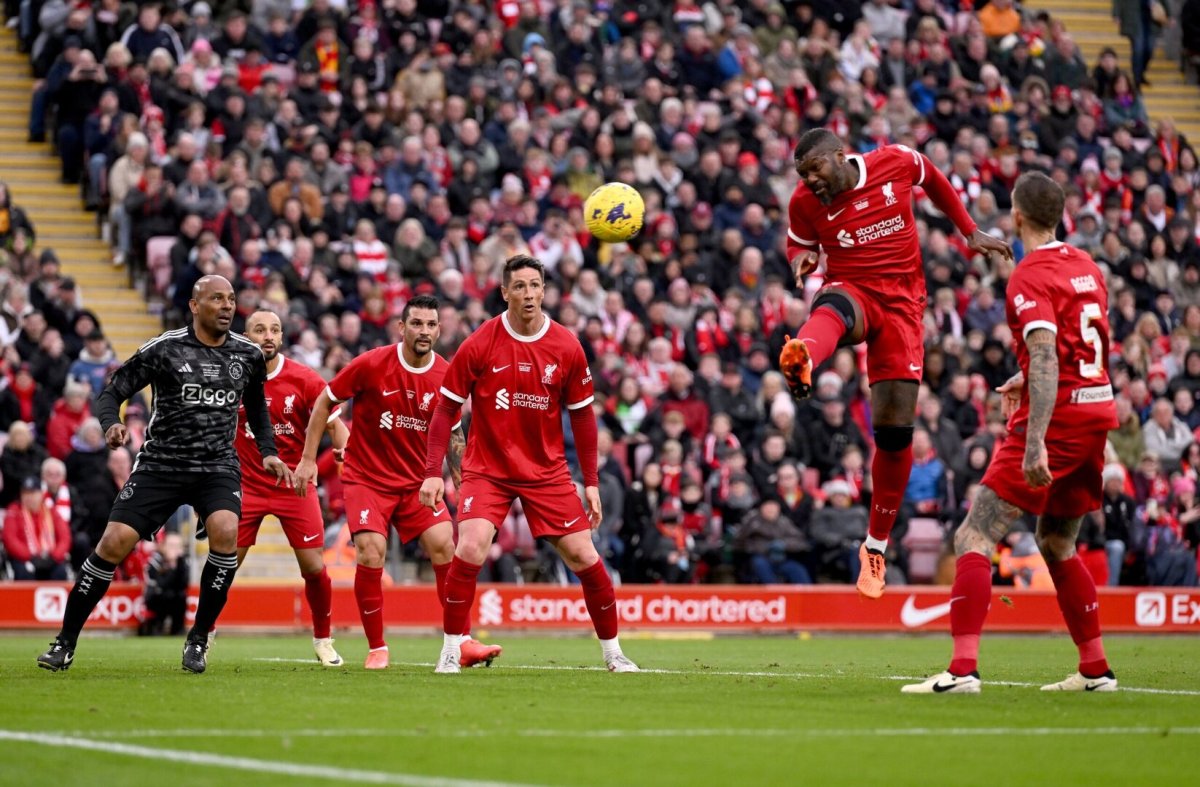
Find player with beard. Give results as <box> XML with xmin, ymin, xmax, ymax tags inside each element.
<box><xmin>38</xmin><ymin>275</ymin><xmax>292</xmax><ymax>674</ymax></box>
<box><xmin>295</xmin><ymin>295</ymin><xmax>502</xmax><ymax>670</ymax></box>
<box><xmin>234</xmin><ymin>310</ymin><xmax>349</xmax><ymax>667</ymax></box>
<box><xmin>779</xmin><ymin>128</ymin><xmax>1012</xmax><ymax>599</ymax></box>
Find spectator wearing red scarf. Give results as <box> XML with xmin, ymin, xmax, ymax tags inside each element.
<box><xmin>3</xmin><ymin>475</ymin><xmax>70</xmax><ymax>580</ymax></box>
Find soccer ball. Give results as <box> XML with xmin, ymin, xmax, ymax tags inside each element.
<box><xmin>584</xmin><ymin>182</ymin><xmax>645</xmax><ymax>243</ymax></box>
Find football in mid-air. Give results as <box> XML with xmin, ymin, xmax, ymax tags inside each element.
<box><xmin>584</xmin><ymin>182</ymin><xmax>644</xmax><ymax>242</ymax></box>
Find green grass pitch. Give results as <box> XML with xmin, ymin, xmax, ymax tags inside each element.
<box><xmin>1</xmin><ymin>634</ymin><xmax>1197</xmax><ymax>786</ymax></box>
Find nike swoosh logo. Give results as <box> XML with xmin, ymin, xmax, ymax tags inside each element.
<box><xmin>563</xmin><ymin>517</ymin><xmax>581</xmax><ymax>528</ymax></box>
<box><xmin>601</xmin><ymin>602</ymin><xmax>615</xmax><ymax>611</ymax></box>
<box><xmin>302</xmin><ymin>534</ymin><xmax>319</xmax><ymax>543</ymax></box>
<box><xmin>908</xmin><ymin>363</ymin><xmax>922</xmax><ymax>372</ymax></box>
<box><xmin>827</xmin><ymin>208</ymin><xmax>846</xmax><ymax>220</ymax></box>
<box><xmin>932</xmin><ymin>680</ymin><xmax>961</xmax><ymax>693</ymax></box>
<box><xmin>363</xmin><ymin>608</ymin><xmax>381</xmax><ymax>615</ymax></box>
<box><xmin>382</xmin><ymin>389</ymin><xmax>401</xmax><ymax>397</ymax></box>
<box><xmin>431</xmin><ymin>508</ymin><xmax>445</xmax><ymax>518</ymax></box>
<box><xmin>63</xmin><ymin>653</ymin><xmax>73</xmax><ymax>664</ymax></box>
<box><xmin>492</xmin><ymin>365</ymin><xmax>510</xmax><ymax>373</ymax></box>
<box><xmin>899</xmin><ymin>595</ymin><xmax>953</xmax><ymax>628</ymax></box>
<box><xmin>1085</xmin><ymin>684</ymin><xmax>1100</xmax><ymax>691</ymax></box>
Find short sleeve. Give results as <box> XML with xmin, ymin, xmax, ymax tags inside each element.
<box><xmin>326</xmin><ymin>353</ymin><xmax>368</xmax><ymax>403</ymax></box>
<box><xmin>439</xmin><ymin>334</ymin><xmax>479</xmax><ymax>404</ymax></box>
<box><xmin>1008</xmin><ymin>267</ymin><xmax>1058</xmax><ymax>339</ymax></box>
<box><xmin>563</xmin><ymin>339</ymin><xmax>595</xmax><ymax>411</ymax></box>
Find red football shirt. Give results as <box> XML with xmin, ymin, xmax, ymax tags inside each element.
<box><xmin>1006</xmin><ymin>241</ymin><xmax>1119</xmax><ymax>429</ymax></box>
<box><xmin>440</xmin><ymin>312</ymin><xmax>594</xmax><ymax>485</ymax></box>
<box><xmin>787</xmin><ymin>144</ymin><xmax>970</xmax><ymax>279</ymax></box>
<box><xmin>328</xmin><ymin>343</ymin><xmax>452</xmax><ymax>492</ymax></box>
<box><xmin>235</xmin><ymin>355</ymin><xmax>338</xmax><ymax>494</ymax></box>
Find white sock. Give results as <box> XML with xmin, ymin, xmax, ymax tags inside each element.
<box><xmin>865</xmin><ymin>535</ymin><xmax>888</xmax><ymax>553</ymax></box>
<box><xmin>600</xmin><ymin>636</ymin><xmax>622</xmax><ymax>658</ymax></box>
<box><xmin>442</xmin><ymin>633</ymin><xmax>464</xmax><ymax>650</ymax></box>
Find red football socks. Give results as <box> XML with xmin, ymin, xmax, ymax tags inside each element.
<box><xmin>354</xmin><ymin>564</ymin><xmax>385</xmax><ymax>650</ymax></box>
<box><xmin>948</xmin><ymin>552</ymin><xmax>993</xmax><ymax>676</ymax></box>
<box><xmin>795</xmin><ymin>306</ymin><xmax>846</xmax><ymax>370</ymax></box>
<box><xmin>576</xmin><ymin>560</ymin><xmax>619</xmax><ymax>640</ymax></box>
<box><xmin>303</xmin><ymin>567</ymin><xmax>333</xmax><ymax>640</ymax></box>
<box><xmin>867</xmin><ymin>444</ymin><xmax>913</xmax><ymax>541</ymax></box>
<box><xmin>442</xmin><ymin>556</ymin><xmax>482</xmax><ymax>637</ymax></box>
<box><xmin>434</xmin><ymin>560</ymin><xmax>471</xmax><ymax>636</ymax></box>
<box><xmin>1048</xmin><ymin>555</ymin><xmax>1110</xmax><ymax>676</ymax></box>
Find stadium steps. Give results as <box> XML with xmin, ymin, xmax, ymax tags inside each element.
<box><xmin>1025</xmin><ymin>0</ymin><xmax>1200</xmax><ymax>141</ymax></box>
<box><xmin>194</xmin><ymin>518</ymin><xmax>307</xmax><ymax>581</ymax></box>
<box><xmin>0</xmin><ymin>28</ymin><xmax>156</xmax><ymax>361</ymax></box>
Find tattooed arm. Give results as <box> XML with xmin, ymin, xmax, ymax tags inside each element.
<box><xmin>448</xmin><ymin>426</ymin><xmax>466</xmax><ymax>486</ymax></box>
<box><xmin>1023</xmin><ymin>328</ymin><xmax>1058</xmax><ymax>488</ymax></box>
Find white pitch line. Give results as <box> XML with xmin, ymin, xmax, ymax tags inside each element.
<box><xmin>252</xmin><ymin>657</ymin><xmax>1200</xmax><ymax>695</ymax></box>
<box><xmin>0</xmin><ymin>730</ymin><xmax>542</xmax><ymax>787</ymax></box>
<box><xmin>26</xmin><ymin>727</ymin><xmax>1200</xmax><ymax>741</ymax></box>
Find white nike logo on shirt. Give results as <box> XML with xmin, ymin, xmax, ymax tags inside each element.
<box><xmin>492</xmin><ymin>365</ymin><xmax>511</xmax><ymax>373</ymax></box>
<box><xmin>303</xmin><ymin>534</ymin><xmax>319</xmax><ymax>543</ymax></box>
<box><xmin>563</xmin><ymin>517</ymin><xmax>581</xmax><ymax>528</ymax></box>
<box><xmin>827</xmin><ymin>208</ymin><xmax>846</xmax><ymax>220</ymax></box>
<box><xmin>382</xmin><ymin>389</ymin><xmax>401</xmax><ymax>396</ymax></box>
<box><xmin>908</xmin><ymin>363</ymin><xmax>922</xmax><ymax>372</ymax></box>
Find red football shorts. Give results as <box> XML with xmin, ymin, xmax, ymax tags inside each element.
<box><xmin>457</xmin><ymin>472</ymin><xmax>590</xmax><ymax>539</ymax></box>
<box><xmin>821</xmin><ymin>270</ymin><xmax>925</xmax><ymax>383</ymax></box>
<box><xmin>238</xmin><ymin>487</ymin><xmax>325</xmax><ymax>549</ymax></box>
<box><xmin>981</xmin><ymin>419</ymin><xmax>1108</xmax><ymax>518</ymax></box>
<box><xmin>343</xmin><ymin>482</ymin><xmax>451</xmax><ymax>544</ymax></box>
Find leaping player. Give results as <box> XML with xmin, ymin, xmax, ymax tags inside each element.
<box><xmin>778</xmin><ymin>129</ymin><xmax>1012</xmax><ymax>598</ymax></box>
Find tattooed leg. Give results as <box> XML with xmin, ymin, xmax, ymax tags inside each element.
<box><xmin>954</xmin><ymin>486</ymin><xmax>1025</xmax><ymax>557</ymax></box>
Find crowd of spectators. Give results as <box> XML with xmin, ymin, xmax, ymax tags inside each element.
<box><xmin>2</xmin><ymin>0</ymin><xmax>1200</xmax><ymax>588</ymax></box>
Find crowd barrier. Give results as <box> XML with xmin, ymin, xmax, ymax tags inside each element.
<box><xmin>2</xmin><ymin>583</ymin><xmax>1199</xmax><ymax>633</ymax></box>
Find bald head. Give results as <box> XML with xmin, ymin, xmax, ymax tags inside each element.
<box><xmin>244</xmin><ymin>309</ymin><xmax>283</xmax><ymax>361</ymax></box>
<box><xmin>193</xmin><ymin>274</ymin><xmax>234</xmax><ymax>301</ymax></box>
<box><xmin>189</xmin><ymin>275</ymin><xmax>236</xmax><ymax>340</ymax></box>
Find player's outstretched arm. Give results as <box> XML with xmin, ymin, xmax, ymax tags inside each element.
<box><xmin>919</xmin><ymin>154</ymin><xmax>1012</xmax><ymax>261</ymax></box>
<box><xmin>295</xmin><ymin>389</ymin><xmax>337</xmax><ymax>496</ymax></box>
<box><xmin>1023</xmin><ymin>329</ymin><xmax>1058</xmax><ymax>488</ymax></box>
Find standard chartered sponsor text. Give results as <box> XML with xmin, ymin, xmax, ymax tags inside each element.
<box><xmin>502</xmin><ymin>593</ymin><xmax>787</xmax><ymax>624</ymax></box>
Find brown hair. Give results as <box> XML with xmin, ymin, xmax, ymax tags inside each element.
<box><xmin>1012</xmin><ymin>171</ymin><xmax>1064</xmax><ymax>232</ymax></box>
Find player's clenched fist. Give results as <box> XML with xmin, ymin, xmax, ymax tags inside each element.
<box><xmin>105</xmin><ymin>423</ymin><xmax>128</xmax><ymax>449</ymax></box>
<box><xmin>420</xmin><ymin>477</ymin><xmax>445</xmax><ymax>511</ymax></box>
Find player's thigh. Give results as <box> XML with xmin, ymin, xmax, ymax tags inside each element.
<box><xmin>869</xmin><ymin>379</ymin><xmax>919</xmax><ymax>426</ymax></box>
<box><xmin>190</xmin><ymin>474</ymin><xmax>243</xmax><ymax>540</ymax></box>
<box><xmin>980</xmin><ymin>430</ymin><xmax>1051</xmax><ymax>515</ymax></box>
<box><xmin>864</xmin><ymin>290</ymin><xmax>925</xmax><ymax>388</ymax></box>
<box><xmin>391</xmin><ymin>490</ymin><xmax>453</xmax><ymax>545</ymax></box>
<box><xmin>343</xmin><ymin>483</ymin><xmax>403</xmax><ymax>539</ymax></box>
<box><xmin>546</xmin><ymin>529</ymin><xmax>602</xmax><ymax>572</ymax></box>
<box><xmin>108</xmin><ymin>469</ymin><xmax>194</xmax><ymax>542</ymax></box>
<box><xmin>456</xmin><ymin>475</ymin><xmax>517</xmax><ymax>536</ymax></box>
<box><xmin>1043</xmin><ymin>429</ymin><xmax>1109</xmax><ymax>519</ymax></box>
<box><xmin>518</xmin><ymin>476</ymin><xmax>590</xmax><ymax>540</ymax></box>
<box><xmin>272</xmin><ymin>491</ymin><xmax>326</xmax><ymax>550</ymax></box>
<box><xmin>237</xmin><ymin>492</ymin><xmax>270</xmax><ymax>549</ymax></box>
